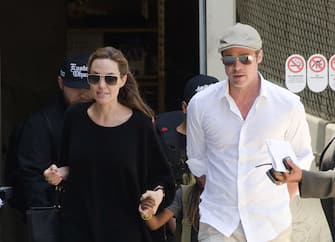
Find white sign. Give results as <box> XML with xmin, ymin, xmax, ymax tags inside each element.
<box><xmin>307</xmin><ymin>54</ymin><xmax>328</xmax><ymax>93</ymax></box>
<box><xmin>329</xmin><ymin>55</ymin><xmax>335</xmax><ymax>91</ymax></box>
<box><xmin>285</xmin><ymin>54</ymin><xmax>306</xmax><ymax>93</ymax></box>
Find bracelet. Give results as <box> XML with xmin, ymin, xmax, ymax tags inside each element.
<box><xmin>141</xmin><ymin>214</ymin><xmax>153</xmax><ymax>221</ymax></box>
<box><xmin>153</xmin><ymin>185</ymin><xmax>164</xmax><ymax>192</ymax></box>
<box><xmin>153</xmin><ymin>185</ymin><xmax>165</xmax><ymax>197</ymax></box>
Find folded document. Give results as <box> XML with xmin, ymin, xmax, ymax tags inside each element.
<box><xmin>266</xmin><ymin>139</ymin><xmax>298</xmax><ymax>172</ymax></box>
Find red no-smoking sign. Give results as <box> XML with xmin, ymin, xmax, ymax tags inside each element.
<box><xmin>285</xmin><ymin>54</ymin><xmax>306</xmax><ymax>93</ymax></box>
<box><xmin>287</xmin><ymin>56</ymin><xmax>304</xmax><ymax>73</ymax></box>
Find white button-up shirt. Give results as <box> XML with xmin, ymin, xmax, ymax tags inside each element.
<box><xmin>186</xmin><ymin>76</ymin><xmax>314</xmax><ymax>242</ymax></box>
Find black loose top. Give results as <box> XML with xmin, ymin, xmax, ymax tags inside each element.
<box><xmin>60</xmin><ymin>102</ymin><xmax>175</xmax><ymax>242</ymax></box>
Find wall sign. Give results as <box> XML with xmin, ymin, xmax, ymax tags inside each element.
<box><xmin>307</xmin><ymin>54</ymin><xmax>328</xmax><ymax>93</ymax></box>
<box><xmin>329</xmin><ymin>55</ymin><xmax>335</xmax><ymax>91</ymax></box>
<box><xmin>285</xmin><ymin>54</ymin><xmax>306</xmax><ymax>93</ymax></box>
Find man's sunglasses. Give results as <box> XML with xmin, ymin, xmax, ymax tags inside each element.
<box><xmin>87</xmin><ymin>74</ymin><xmax>119</xmax><ymax>85</ymax></box>
<box><xmin>221</xmin><ymin>55</ymin><xmax>254</xmax><ymax>66</ymax></box>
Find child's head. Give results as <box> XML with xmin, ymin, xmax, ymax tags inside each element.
<box><xmin>183</xmin><ymin>74</ymin><xmax>219</xmax><ymax>104</ymax></box>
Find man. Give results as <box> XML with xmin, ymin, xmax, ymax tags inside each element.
<box><xmin>14</xmin><ymin>55</ymin><xmax>91</xmax><ymax>210</ymax></box>
<box><xmin>186</xmin><ymin>23</ymin><xmax>314</xmax><ymax>242</ymax></box>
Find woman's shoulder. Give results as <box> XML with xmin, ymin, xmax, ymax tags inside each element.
<box><xmin>132</xmin><ymin>109</ymin><xmax>154</xmax><ymax>124</ymax></box>
<box><xmin>128</xmin><ymin>110</ymin><xmax>158</xmax><ymax>136</ymax></box>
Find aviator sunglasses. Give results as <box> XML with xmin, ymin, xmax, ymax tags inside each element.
<box><xmin>87</xmin><ymin>74</ymin><xmax>120</xmax><ymax>85</ymax></box>
<box><xmin>221</xmin><ymin>55</ymin><xmax>254</xmax><ymax>66</ymax></box>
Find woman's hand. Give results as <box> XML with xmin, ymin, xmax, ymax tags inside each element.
<box><xmin>43</xmin><ymin>164</ymin><xmax>69</xmax><ymax>185</ymax></box>
<box><xmin>140</xmin><ymin>189</ymin><xmax>164</xmax><ymax>215</ymax></box>
<box><xmin>138</xmin><ymin>197</ymin><xmax>155</xmax><ymax>220</ymax></box>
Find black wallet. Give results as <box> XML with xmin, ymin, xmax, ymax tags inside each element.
<box><xmin>266</xmin><ymin>156</ymin><xmax>292</xmax><ymax>184</ymax></box>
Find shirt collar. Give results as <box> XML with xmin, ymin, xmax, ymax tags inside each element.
<box><xmin>222</xmin><ymin>72</ymin><xmax>269</xmax><ymax>101</ymax></box>
<box><xmin>258</xmin><ymin>73</ymin><xmax>269</xmax><ymax>100</ymax></box>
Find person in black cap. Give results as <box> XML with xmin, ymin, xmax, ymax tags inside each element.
<box><xmin>156</xmin><ymin>74</ymin><xmax>219</xmax><ymax>187</ymax></box>
<box><xmin>8</xmin><ymin>54</ymin><xmax>92</xmax><ymax>215</ymax></box>
<box><xmin>151</xmin><ymin>74</ymin><xmax>218</xmax><ymax>242</ymax></box>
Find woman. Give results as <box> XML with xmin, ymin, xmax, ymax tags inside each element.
<box><xmin>45</xmin><ymin>46</ymin><xmax>175</xmax><ymax>242</ymax></box>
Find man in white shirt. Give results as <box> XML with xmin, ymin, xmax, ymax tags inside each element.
<box><xmin>186</xmin><ymin>23</ymin><xmax>314</xmax><ymax>242</ymax></box>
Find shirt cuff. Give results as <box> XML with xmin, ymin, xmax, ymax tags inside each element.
<box><xmin>186</xmin><ymin>158</ymin><xmax>206</xmax><ymax>177</ymax></box>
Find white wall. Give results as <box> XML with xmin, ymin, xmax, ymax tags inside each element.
<box><xmin>206</xmin><ymin>0</ymin><xmax>235</xmax><ymax>80</ymax></box>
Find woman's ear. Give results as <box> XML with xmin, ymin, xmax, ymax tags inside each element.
<box><xmin>120</xmin><ymin>74</ymin><xmax>127</xmax><ymax>87</ymax></box>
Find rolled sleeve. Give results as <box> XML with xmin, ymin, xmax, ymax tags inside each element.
<box><xmin>186</xmin><ymin>97</ymin><xmax>208</xmax><ymax>177</ymax></box>
<box><xmin>186</xmin><ymin>158</ymin><xmax>207</xmax><ymax>177</ymax></box>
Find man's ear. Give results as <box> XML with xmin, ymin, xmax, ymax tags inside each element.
<box><xmin>181</xmin><ymin>101</ymin><xmax>188</xmax><ymax>114</ymax></box>
<box><xmin>58</xmin><ymin>76</ymin><xmax>64</xmax><ymax>90</ymax></box>
<box><xmin>257</xmin><ymin>49</ymin><xmax>263</xmax><ymax>64</ymax></box>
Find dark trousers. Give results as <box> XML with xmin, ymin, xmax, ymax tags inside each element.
<box><xmin>0</xmin><ymin>204</ymin><xmax>28</xmax><ymax>242</ymax></box>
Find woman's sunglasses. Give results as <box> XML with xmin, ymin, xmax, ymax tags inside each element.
<box><xmin>87</xmin><ymin>74</ymin><xmax>119</xmax><ymax>85</ymax></box>
<box><xmin>221</xmin><ymin>55</ymin><xmax>254</xmax><ymax>66</ymax></box>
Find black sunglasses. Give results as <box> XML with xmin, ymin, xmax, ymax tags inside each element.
<box><xmin>87</xmin><ymin>74</ymin><xmax>119</xmax><ymax>85</ymax></box>
<box><xmin>221</xmin><ymin>55</ymin><xmax>254</xmax><ymax>66</ymax></box>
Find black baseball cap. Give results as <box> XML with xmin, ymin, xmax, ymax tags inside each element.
<box><xmin>59</xmin><ymin>55</ymin><xmax>90</xmax><ymax>89</ymax></box>
<box><xmin>183</xmin><ymin>74</ymin><xmax>219</xmax><ymax>103</ymax></box>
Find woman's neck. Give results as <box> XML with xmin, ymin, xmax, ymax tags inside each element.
<box><xmin>88</xmin><ymin>102</ymin><xmax>132</xmax><ymax>127</ymax></box>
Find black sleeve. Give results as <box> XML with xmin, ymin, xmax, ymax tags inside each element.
<box><xmin>59</xmin><ymin>108</ymin><xmax>72</xmax><ymax>167</ymax></box>
<box><xmin>59</xmin><ymin>103</ymin><xmax>83</xmax><ymax>167</ymax></box>
<box><xmin>17</xmin><ymin>113</ymin><xmax>55</xmax><ymax>208</ymax></box>
<box><xmin>147</xmin><ymin>121</ymin><xmax>176</xmax><ymax>207</ymax></box>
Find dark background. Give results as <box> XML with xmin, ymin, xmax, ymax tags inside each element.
<box><xmin>0</xmin><ymin>0</ymin><xmax>199</xmax><ymax>175</ymax></box>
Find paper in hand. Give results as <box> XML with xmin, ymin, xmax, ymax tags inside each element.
<box><xmin>266</xmin><ymin>139</ymin><xmax>298</xmax><ymax>172</ymax></box>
